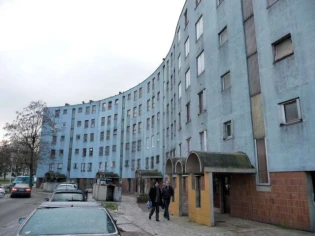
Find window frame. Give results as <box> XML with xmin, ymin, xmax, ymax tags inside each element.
<box><xmin>278</xmin><ymin>98</ymin><xmax>302</xmax><ymax>125</ymax></box>
<box><xmin>272</xmin><ymin>34</ymin><xmax>294</xmax><ymax>63</ymax></box>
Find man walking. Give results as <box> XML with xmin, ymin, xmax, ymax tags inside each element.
<box><xmin>149</xmin><ymin>181</ymin><xmax>162</xmax><ymax>221</ymax></box>
<box><xmin>162</xmin><ymin>180</ymin><xmax>174</xmax><ymax>220</ymax></box>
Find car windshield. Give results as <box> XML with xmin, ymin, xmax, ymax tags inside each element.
<box><xmin>15</xmin><ymin>177</ymin><xmax>29</xmax><ymax>182</ymax></box>
<box><xmin>56</xmin><ymin>185</ymin><xmax>76</xmax><ymax>190</ymax></box>
<box><xmin>51</xmin><ymin>193</ymin><xmax>84</xmax><ymax>201</ymax></box>
<box><xmin>19</xmin><ymin>207</ymin><xmax>117</xmax><ymax>235</ymax></box>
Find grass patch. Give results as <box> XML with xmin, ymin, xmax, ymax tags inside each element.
<box><xmin>0</xmin><ymin>180</ymin><xmax>10</xmax><ymax>185</ymax></box>
<box><xmin>100</xmin><ymin>202</ymin><xmax>118</xmax><ymax>211</ymax></box>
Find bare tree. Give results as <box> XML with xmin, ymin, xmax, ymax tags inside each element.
<box><xmin>0</xmin><ymin>141</ymin><xmax>12</xmax><ymax>180</ymax></box>
<box><xmin>3</xmin><ymin>101</ymin><xmax>54</xmax><ymax>188</ymax></box>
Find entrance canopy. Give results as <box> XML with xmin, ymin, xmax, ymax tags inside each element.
<box><xmin>136</xmin><ymin>170</ymin><xmax>163</xmax><ymax>179</ymax></box>
<box><xmin>166</xmin><ymin>157</ymin><xmax>187</xmax><ymax>175</ymax></box>
<box><xmin>96</xmin><ymin>171</ymin><xmax>119</xmax><ymax>179</ymax></box>
<box><xmin>185</xmin><ymin>151</ymin><xmax>255</xmax><ymax>174</ymax></box>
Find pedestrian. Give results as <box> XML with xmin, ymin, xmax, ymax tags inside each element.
<box><xmin>162</xmin><ymin>180</ymin><xmax>174</xmax><ymax>220</ymax></box>
<box><xmin>148</xmin><ymin>181</ymin><xmax>162</xmax><ymax>221</ymax></box>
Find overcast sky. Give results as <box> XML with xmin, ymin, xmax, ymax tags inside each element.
<box><xmin>0</xmin><ymin>0</ymin><xmax>186</xmax><ymax>141</ymax></box>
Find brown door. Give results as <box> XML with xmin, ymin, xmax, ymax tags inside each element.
<box><xmin>181</xmin><ymin>176</ymin><xmax>189</xmax><ymax>216</ymax></box>
<box><xmin>223</xmin><ymin>176</ymin><xmax>230</xmax><ymax>213</ymax></box>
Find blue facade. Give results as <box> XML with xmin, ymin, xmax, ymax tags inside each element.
<box><xmin>37</xmin><ymin>0</ymin><xmax>315</xmax><ymax>187</ymax></box>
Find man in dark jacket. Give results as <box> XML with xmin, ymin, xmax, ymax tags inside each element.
<box><xmin>149</xmin><ymin>181</ymin><xmax>162</xmax><ymax>221</ymax></box>
<box><xmin>162</xmin><ymin>180</ymin><xmax>174</xmax><ymax>220</ymax></box>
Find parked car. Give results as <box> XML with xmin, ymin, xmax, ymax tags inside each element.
<box><xmin>10</xmin><ymin>184</ymin><xmax>31</xmax><ymax>198</ymax></box>
<box><xmin>46</xmin><ymin>189</ymin><xmax>87</xmax><ymax>202</ymax></box>
<box><xmin>16</xmin><ymin>202</ymin><xmax>121</xmax><ymax>235</ymax></box>
<box><xmin>0</xmin><ymin>185</ymin><xmax>5</xmax><ymax>197</ymax></box>
<box><xmin>55</xmin><ymin>183</ymin><xmax>77</xmax><ymax>190</ymax></box>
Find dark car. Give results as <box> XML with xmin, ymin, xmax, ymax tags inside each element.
<box><xmin>16</xmin><ymin>202</ymin><xmax>121</xmax><ymax>236</ymax></box>
<box><xmin>46</xmin><ymin>189</ymin><xmax>87</xmax><ymax>202</ymax></box>
<box><xmin>10</xmin><ymin>184</ymin><xmax>31</xmax><ymax>198</ymax></box>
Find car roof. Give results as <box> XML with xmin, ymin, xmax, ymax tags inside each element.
<box><xmin>39</xmin><ymin>201</ymin><xmax>102</xmax><ymax>209</ymax></box>
<box><xmin>53</xmin><ymin>189</ymin><xmax>84</xmax><ymax>194</ymax></box>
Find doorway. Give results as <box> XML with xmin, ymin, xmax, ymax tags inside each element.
<box><xmin>213</xmin><ymin>174</ymin><xmax>230</xmax><ymax>214</ymax></box>
<box><xmin>181</xmin><ymin>175</ymin><xmax>189</xmax><ymax>216</ymax></box>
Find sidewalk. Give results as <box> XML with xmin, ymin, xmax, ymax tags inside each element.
<box><xmin>108</xmin><ymin>194</ymin><xmax>313</xmax><ymax>236</ymax></box>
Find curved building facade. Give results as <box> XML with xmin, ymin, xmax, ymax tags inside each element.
<box><xmin>37</xmin><ymin>0</ymin><xmax>315</xmax><ymax>231</ymax></box>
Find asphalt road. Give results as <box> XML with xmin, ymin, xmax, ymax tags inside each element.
<box><xmin>0</xmin><ymin>188</ymin><xmax>51</xmax><ymax>236</ymax></box>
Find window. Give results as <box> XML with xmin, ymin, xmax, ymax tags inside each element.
<box><xmin>85</xmin><ymin>106</ymin><xmax>90</xmax><ymax>115</ymax></box>
<box><xmin>99</xmin><ymin>162</ymin><xmax>102</xmax><ymax>169</ymax></box>
<box><xmin>52</xmin><ymin>136</ymin><xmax>57</xmax><ymax>144</ymax></box>
<box><xmin>132</xmin><ymin>107</ymin><xmax>137</xmax><ymax>117</ymax></box>
<box><xmin>197</xmin><ymin>51</ymin><xmax>205</xmax><ymax>76</ymax></box>
<box><xmin>115</xmin><ymin>99</ymin><xmax>119</xmax><ymax>105</ymax></box>
<box><xmin>178</xmin><ymin>112</ymin><xmax>182</xmax><ymax>130</ymax></box>
<box><xmin>132</xmin><ymin>141</ymin><xmax>136</xmax><ymax>152</ymax></box>
<box><xmin>81</xmin><ymin>163</ymin><xmax>85</xmax><ymax>172</ymax></box>
<box><xmin>99</xmin><ymin>147</ymin><xmax>104</xmax><ymax>156</ymax></box>
<box><xmin>224</xmin><ymin>121</ymin><xmax>233</xmax><ymax>139</ymax></box>
<box><xmin>91</xmin><ymin>119</ymin><xmax>95</xmax><ymax>128</ymax></box>
<box><xmin>108</xmin><ymin>101</ymin><xmax>112</xmax><ymax>110</ymax></box>
<box><xmin>186</xmin><ymin>102</ymin><xmax>191</xmax><ymax>123</ymax></box>
<box><xmin>78</xmin><ymin>107</ymin><xmax>82</xmax><ymax>113</ymax></box>
<box><xmin>273</xmin><ymin>34</ymin><xmax>294</xmax><ymax>62</ymax></box>
<box><xmin>137</xmin><ymin>159</ymin><xmax>141</xmax><ymax>169</ymax></box>
<box><xmin>50</xmin><ymin>150</ymin><xmax>56</xmax><ymax>158</ymax></box>
<box><xmin>138</xmin><ymin>122</ymin><xmax>142</xmax><ymax>133</ymax></box>
<box><xmin>88</xmin><ymin>163</ymin><xmax>92</xmax><ymax>172</ymax></box>
<box><xmin>151</xmin><ymin>156</ymin><xmax>154</xmax><ymax>169</ymax></box>
<box><xmin>133</xmin><ymin>124</ymin><xmax>136</xmax><ymax>135</ymax></box>
<box><xmin>156</xmin><ymin>155</ymin><xmax>160</xmax><ymax>164</ymax></box>
<box><xmin>92</xmin><ymin>105</ymin><xmax>96</xmax><ymax>113</ymax></box>
<box><xmin>89</xmin><ymin>148</ymin><xmax>93</xmax><ymax>156</ymax></box>
<box><xmin>145</xmin><ymin>157</ymin><xmax>149</xmax><ymax>169</ymax></box>
<box><xmin>178</xmin><ymin>54</ymin><xmax>181</xmax><ymax>70</ymax></box>
<box><xmin>157</xmin><ymin>92</ymin><xmax>160</xmax><ymax>101</ymax></box>
<box><xmin>114</xmin><ymin>114</ymin><xmax>118</xmax><ymax>120</ymax></box>
<box><xmin>84</xmin><ymin>120</ymin><xmax>88</xmax><ymax>128</ymax></box>
<box><xmin>73</xmin><ymin>163</ymin><xmax>78</xmax><ymax>169</ymax></box>
<box><xmin>131</xmin><ymin>160</ymin><xmax>135</xmax><ymax>170</ymax></box>
<box><xmin>222</xmin><ymin>72</ymin><xmax>231</xmax><ymax>91</ymax></box>
<box><xmin>217</xmin><ymin>0</ymin><xmax>224</xmax><ymax>5</ymax></box>
<box><xmin>157</xmin><ymin>112</ymin><xmax>160</xmax><ymax>123</ymax></box>
<box><xmin>152</xmin><ymin>96</ymin><xmax>155</xmax><ymax>108</ymax></box>
<box><xmin>256</xmin><ymin>138</ymin><xmax>269</xmax><ymax>184</ymax></box>
<box><xmin>146</xmin><ymin>137</ymin><xmax>150</xmax><ymax>149</ymax></box>
<box><xmin>138</xmin><ymin>104</ymin><xmax>142</xmax><ymax>116</ymax></box>
<box><xmin>113</xmin><ymin>129</ymin><xmax>117</xmax><ymax>135</ymax></box>
<box><xmin>83</xmin><ymin>134</ymin><xmax>88</xmax><ymax>142</ymax></box>
<box><xmin>127</xmin><ymin>109</ymin><xmax>131</xmax><ymax>116</ymax></box>
<box><xmin>90</xmin><ymin>133</ymin><xmax>94</xmax><ymax>142</ymax></box>
<box><xmin>75</xmin><ymin>149</ymin><xmax>79</xmax><ymax>155</ymax></box>
<box><xmin>147</xmin><ymin>100</ymin><xmax>150</xmax><ymax>111</ymax></box>
<box><xmin>198</xmin><ymin>89</ymin><xmax>206</xmax><ymax>114</ymax></box>
<box><xmin>55</xmin><ymin>110</ymin><xmax>60</xmax><ymax>118</ymax></box>
<box><xmin>101</xmin><ymin>117</ymin><xmax>105</xmax><ymax>126</ymax></box>
<box><xmin>199</xmin><ymin>131</ymin><xmax>207</xmax><ymax>151</ymax></box>
<box><xmin>152</xmin><ymin>77</ymin><xmax>156</xmax><ymax>89</ymax></box>
<box><xmin>178</xmin><ymin>83</ymin><xmax>182</xmax><ymax>99</ymax></box>
<box><xmin>196</xmin><ymin>0</ymin><xmax>201</xmax><ymax>7</ymax></box>
<box><xmin>107</xmin><ymin>116</ymin><xmax>111</xmax><ymax>125</ymax></box>
<box><xmin>112</xmin><ymin>145</ymin><xmax>116</xmax><ymax>152</ymax></box>
<box><xmin>125</xmin><ymin>160</ymin><xmax>129</xmax><ymax>167</ymax></box>
<box><xmin>171</xmin><ymin>124</ymin><xmax>174</xmax><ymax>139</ymax></box>
<box><xmin>127</xmin><ymin>126</ymin><xmax>130</xmax><ymax>133</ymax></box>
<box><xmin>151</xmin><ymin>116</ymin><xmax>155</xmax><ymax>129</ymax></box>
<box><xmin>105</xmin><ymin>161</ymin><xmax>108</xmax><ymax>170</ymax></box>
<box><xmin>195</xmin><ymin>176</ymin><xmax>201</xmax><ymax>207</ymax></box>
<box><xmin>59</xmin><ymin>149</ymin><xmax>63</xmax><ymax>156</ymax></box>
<box><xmin>134</xmin><ymin>91</ymin><xmax>137</xmax><ymax>101</ymax></box>
<box><xmin>105</xmin><ymin>146</ymin><xmax>110</xmax><ymax>155</ymax></box>
<box><xmin>196</xmin><ymin>16</ymin><xmax>203</xmax><ymax>40</ymax></box>
<box><xmin>125</xmin><ymin>142</ymin><xmax>130</xmax><ymax>150</ymax></box>
<box><xmin>184</xmin><ymin>9</ymin><xmax>188</xmax><ymax>26</ymax></box>
<box><xmin>185</xmin><ymin>37</ymin><xmax>190</xmax><ymax>57</ymax></box>
<box><xmin>83</xmin><ymin>148</ymin><xmax>87</xmax><ymax>157</ymax></box>
<box><xmin>146</xmin><ymin>118</ymin><xmax>150</xmax><ymax>130</ymax></box>
<box><xmin>278</xmin><ymin>98</ymin><xmax>301</xmax><ymax>125</ymax></box>
<box><xmin>187</xmin><ymin>138</ymin><xmax>191</xmax><ymax>154</ymax></box>
<box><xmin>151</xmin><ymin>135</ymin><xmax>155</xmax><ymax>147</ymax></box>
<box><xmin>100</xmin><ymin>131</ymin><xmax>104</xmax><ymax>141</ymax></box>
<box><xmin>139</xmin><ymin>87</ymin><xmax>142</xmax><ymax>98</ymax></box>
<box><xmin>60</xmin><ymin>135</ymin><xmax>65</xmax><ymax>141</ymax></box>
<box><xmin>185</xmin><ymin>69</ymin><xmax>191</xmax><ymax>89</ymax></box>
<box><xmin>177</xmin><ymin>27</ymin><xmax>180</xmax><ymax>43</ymax></box>
<box><xmin>167</xmin><ymin>127</ymin><xmax>169</xmax><ymax>137</ymax></box>
<box><xmin>219</xmin><ymin>27</ymin><xmax>228</xmax><ymax>46</ymax></box>
<box><xmin>127</xmin><ymin>94</ymin><xmax>131</xmax><ymax>100</ymax></box>
<box><xmin>63</xmin><ymin>109</ymin><xmax>67</xmax><ymax>114</ymax></box>
<box><xmin>137</xmin><ymin>140</ymin><xmax>141</xmax><ymax>151</ymax></box>
<box><xmin>76</xmin><ymin>135</ymin><xmax>80</xmax><ymax>140</ymax></box>
<box><xmin>147</xmin><ymin>81</ymin><xmax>151</xmax><ymax>93</ymax></box>
<box><xmin>102</xmin><ymin>103</ymin><xmax>106</xmax><ymax>111</ymax></box>
<box><xmin>49</xmin><ymin>164</ymin><xmax>54</xmax><ymax>172</ymax></box>
<box><xmin>77</xmin><ymin>121</ymin><xmax>81</xmax><ymax>127</ymax></box>
<box><xmin>106</xmin><ymin>131</ymin><xmax>110</xmax><ymax>140</ymax></box>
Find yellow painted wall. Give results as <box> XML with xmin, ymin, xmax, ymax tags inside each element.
<box><xmin>187</xmin><ymin>173</ymin><xmax>211</xmax><ymax>226</ymax></box>
<box><xmin>169</xmin><ymin>175</ymin><xmax>180</xmax><ymax>216</ymax></box>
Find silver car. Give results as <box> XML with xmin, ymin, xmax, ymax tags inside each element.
<box><xmin>16</xmin><ymin>202</ymin><xmax>121</xmax><ymax>235</ymax></box>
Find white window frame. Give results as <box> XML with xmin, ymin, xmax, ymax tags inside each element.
<box><xmin>198</xmin><ymin>89</ymin><xmax>206</xmax><ymax>113</ymax></box>
<box><xmin>273</xmin><ymin>34</ymin><xmax>294</xmax><ymax>62</ymax></box>
<box><xmin>187</xmin><ymin>138</ymin><xmax>191</xmax><ymax>154</ymax></box>
<box><xmin>222</xmin><ymin>72</ymin><xmax>231</xmax><ymax>91</ymax></box>
<box><xmin>196</xmin><ymin>16</ymin><xmax>203</xmax><ymax>41</ymax></box>
<box><xmin>146</xmin><ymin>137</ymin><xmax>150</xmax><ymax>149</ymax></box>
<box><xmin>199</xmin><ymin>130</ymin><xmax>207</xmax><ymax>151</ymax></box>
<box><xmin>178</xmin><ymin>82</ymin><xmax>182</xmax><ymax>99</ymax></box>
<box><xmin>151</xmin><ymin>135</ymin><xmax>155</xmax><ymax>147</ymax></box>
<box><xmin>185</xmin><ymin>69</ymin><xmax>191</xmax><ymax>89</ymax></box>
<box><xmin>178</xmin><ymin>54</ymin><xmax>181</xmax><ymax>70</ymax></box>
<box><xmin>197</xmin><ymin>51</ymin><xmax>205</xmax><ymax>76</ymax></box>
<box><xmin>223</xmin><ymin>120</ymin><xmax>233</xmax><ymax>139</ymax></box>
<box><xmin>219</xmin><ymin>27</ymin><xmax>228</xmax><ymax>46</ymax></box>
<box><xmin>185</xmin><ymin>37</ymin><xmax>190</xmax><ymax>57</ymax></box>
<box><xmin>278</xmin><ymin>98</ymin><xmax>301</xmax><ymax>125</ymax></box>
<box><xmin>177</xmin><ymin>27</ymin><xmax>181</xmax><ymax>43</ymax></box>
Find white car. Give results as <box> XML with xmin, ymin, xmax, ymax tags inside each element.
<box><xmin>0</xmin><ymin>185</ymin><xmax>5</xmax><ymax>197</ymax></box>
